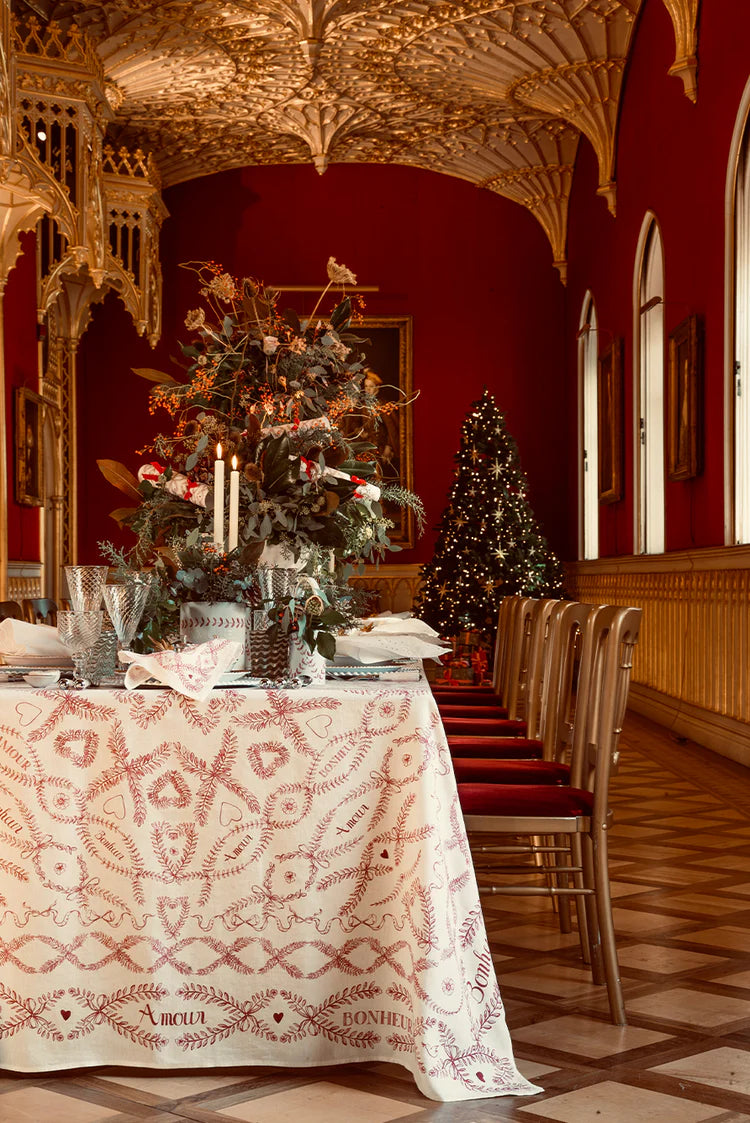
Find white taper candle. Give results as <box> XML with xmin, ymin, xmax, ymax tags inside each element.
<box><xmin>228</xmin><ymin>455</ymin><xmax>240</xmax><ymax>552</ymax></box>
<box><xmin>213</xmin><ymin>443</ymin><xmax>225</xmax><ymax>550</ymax></box>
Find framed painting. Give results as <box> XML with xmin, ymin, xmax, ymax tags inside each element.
<box><xmin>15</xmin><ymin>387</ymin><xmax>44</xmax><ymax>507</ymax></box>
<box><xmin>357</xmin><ymin>316</ymin><xmax>415</xmax><ymax>547</ymax></box>
<box><xmin>667</xmin><ymin>313</ymin><xmax>703</xmax><ymax>481</ymax></box>
<box><xmin>598</xmin><ymin>337</ymin><xmax>624</xmax><ymax>504</ymax></box>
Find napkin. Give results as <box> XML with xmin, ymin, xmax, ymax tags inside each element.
<box><xmin>361</xmin><ymin>612</ymin><xmax>441</xmax><ymax>637</ymax></box>
<box><xmin>0</xmin><ymin>618</ymin><xmax>71</xmax><ymax>661</ymax></box>
<box><xmin>119</xmin><ymin>639</ymin><xmax>243</xmax><ymax>701</ymax></box>
<box><xmin>334</xmin><ymin>631</ymin><xmax>451</xmax><ymax>664</ymax></box>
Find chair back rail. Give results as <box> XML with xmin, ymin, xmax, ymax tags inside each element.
<box><xmin>0</xmin><ymin>600</ymin><xmax>24</xmax><ymax>622</ymax></box>
<box><xmin>22</xmin><ymin>598</ymin><xmax>58</xmax><ymax>626</ymax></box>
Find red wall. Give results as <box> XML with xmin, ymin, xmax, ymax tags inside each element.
<box><xmin>566</xmin><ymin>0</ymin><xmax>750</xmax><ymax>554</ymax></box>
<box><xmin>78</xmin><ymin>163</ymin><xmax>568</xmax><ymax>564</ymax></box>
<box><xmin>4</xmin><ymin>231</ymin><xmax>40</xmax><ymax>561</ymax></box>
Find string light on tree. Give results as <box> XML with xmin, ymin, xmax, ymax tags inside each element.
<box><xmin>414</xmin><ymin>389</ymin><xmax>565</xmax><ymax>637</ymax></box>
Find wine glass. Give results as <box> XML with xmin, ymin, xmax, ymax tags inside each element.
<box><xmin>65</xmin><ymin>565</ymin><xmax>109</xmax><ymax>612</ymax></box>
<box><xmin>103</xmin><ymin>582</ymin><xmax>150</xmax><ymax>655</ymax></box>
<box><xmin>57</xmin><ymin>610</ymin><xmax>103</xmax><ymax>685</ymax></box>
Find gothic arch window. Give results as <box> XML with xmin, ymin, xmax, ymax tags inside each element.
<box><xmin>634</xmin><ymin>214</ymin><xmax>665</xmax><ymax>555</ymax></box>
<box><xmin>727</xmin><ymin>77</ymin><xmax>750</xmax><ymax>544</ymax></box>
<box><xmin>579</xmin><ymin>292</ymin><xmax>599</xmax><ymax>559</ymax></box>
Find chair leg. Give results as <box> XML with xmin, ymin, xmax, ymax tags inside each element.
<box><xmin>569</xmin><ymin>834</ymin><xmax>591</xmax><ymax>965</ymax></box>
<box><xmin>581</xmin><ymin>835</ymin><xmax>605</xmax><ymax>985</ymax></box>
<box><xmin>553</xmin><ymin>834</ymin><xmax>573</xmax><ymax>933</ymax></box>
<box><xmin>592</xmin><ymin>826</ymin><xmax>626</xmax><ymax>1026</ymax></box>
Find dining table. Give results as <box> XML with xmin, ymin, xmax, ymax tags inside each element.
<box><xmin>0</xmin><ymin>675</ymin><xmax>538</xmax><ymax>1102</ymax></box>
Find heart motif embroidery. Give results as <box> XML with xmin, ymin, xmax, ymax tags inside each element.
<box><xmin>476</xmin><ymin>1072</ymin><xmax>485</xmax><ymax>1083</ymax></box>
<box><xmin>380</xmin><ymin>849</ymin><xmax>389</xmax><ymax>859</ymax></box>
<box><xmin>220</xmin><ymin>801</ymin><xmax>242</xmax><ymax>826</ymax></box>
<box><xmin>61</xmin><ymin>1010</ymin><xmax>71</xmax><ymax>1021</ymax></box>
<box><xmin>306</xmin><ymin>713</ymin><xmax>333</xmax><ymax>738</ymax></box>
<box><xmin>156</xmin><ymin>895</ymin><xmax>190</xmax><ymax>939</ymax></box>
<box><xmin>153</xmin><ymin>824</ymin><xmax>197</xmax><ymax>877</ymax></box>
<box><xmin>15</xmin><ymin>701</ymin><xmax>41</xmax><ymax>727</ymax></box>
<box><xmin>272</xmin><ymin>1012</ymin><xmax>284</xmax><ymax>1023</ymax></box>
<box><xmin>246</xmin><ymin>740</ymin><xmax>288</xmax><ymax>779</ymax></box>
<box><xmin>103</xmin><ymin>795</ymin><xmax>126</xmax><ymax>820</ymax></box>
<box><xmin>54</xmin><ymin>729</ymin><xmax>98</xmax><ymax>768</ymax></box>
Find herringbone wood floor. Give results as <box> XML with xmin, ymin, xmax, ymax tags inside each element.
<box><xmin>2</xmin><ymin>712</ymin><xmax>750</xmax><ymax>1122</ymax></box>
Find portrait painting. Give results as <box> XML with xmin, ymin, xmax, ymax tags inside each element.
<box><xmin>668</xmin><ymin>313</ymin><xmax>703</xmax><ymax>481</ymax></box>
<box><xmin>15</xmin><ymin>387</ymin><xmax>44</xmax><ymax>507</ymax></box>
<box><xmin>357</xmin><ymin>316</ymin><xmax>415</xmax><ymax>547</ymax></box>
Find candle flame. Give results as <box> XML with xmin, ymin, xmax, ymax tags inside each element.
<box><xmin>217</xmin><ymin>443</ymin><xmax>223</xmax><ymax>459</ymax></box>
<box><xmin>232</xmin><ymin>455</ymin><xmax>238</xmax><ymax>470</ymax></box>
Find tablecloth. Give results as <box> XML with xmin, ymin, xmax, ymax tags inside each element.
<box><xmin>0</xmin><ymin>682</ymin><xmax>538</xmax><ymax>1102</ymax></box>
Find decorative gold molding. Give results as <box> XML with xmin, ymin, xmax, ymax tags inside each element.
<box><xmin>661</xmin><ymin>0</ymin><xmax>700</xmax><ymax>102</ymax></box>
<box><xmin>567</xmin><ymin>551</ymin><xmax>750</xmax><ymax>761</ymax></box>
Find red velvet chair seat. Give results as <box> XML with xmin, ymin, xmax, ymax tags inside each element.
<box><xmin>438</xmin><ymin>703</ymin><xmax>510</xmax><ymax>719</ymax></box>
<box><xmin>442</xmin><ymin>716</ymin><xmax>527</xmax><ymax>737</ymax></box>
<box><xmin>458</xmin><ymin>783</ymin><xmax>594</xmax><ymax>817</ymax></box>
<box><xmin>452</xmin><ymin>758</ymin><xmax>570</xmax><ymax>784</ymax></box>
<box><xmin>448</xmin><ymin>736</ymin><xmax>544</xmax><ymax>759</ymax></box>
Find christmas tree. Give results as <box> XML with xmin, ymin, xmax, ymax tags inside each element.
<box><xmin>415</xmin><ymin>389</ymin><xmax>565</xmax><ymax>637</ymax></box>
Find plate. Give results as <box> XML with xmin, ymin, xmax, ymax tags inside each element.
<box><xmin>138</xmin><ymin>670</ymin><xmax>264</xmax><ymax>689</ymax></box>
<box><xmin>0</xmin><ymin>652</ymin><xmax>72</xmax><ymax>668</ymax></box>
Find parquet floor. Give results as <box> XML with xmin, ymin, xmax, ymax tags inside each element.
<box><xmin>2</xmin><ymin>712</ymin><xmax>750</xmax><ymax>1122</ymax></box>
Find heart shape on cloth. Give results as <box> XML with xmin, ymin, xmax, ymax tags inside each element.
<box><xmin>54</xmin><ymin>729</ymin><xmax>98</xmax><ymax>768</ymax></box>
<box><xmin>273</xmin><ymin>1012</ymin><xmax>284</xmax><ymax>1023</ymax></box>
<box><xmin>246</xmin><ymin>740</ymin><xmax>288</xmax><ymax>779</ymax></box>
<box><xmin>220</xmin><ymin>801</ymin><xmax>242</xmax><ymax>826</ymax></box>
<box><xmin>61</xmin><ymin>1010</ymin><xmax>71</xmax><ymax>1021</ymax></box>
<box><xmin>152</xmin><ymin>824</ymin><xmax>197</xmax><ymax>878</ymax></box>
<box><xmin>148</xmin><ymin>769</ymin><xmax>191</xmax><ymax>810</ymax></box>
<box><xmin>15</xmin><ymin>701</ymin><xmax>41</xmax><ymax>727</ymax></box>
<box><xmin>157</xmin><ymin>895</ymin><xmax>190</xmax><ymax>939</ymax></box>
<box><xmin>380</xmin><ymin>849</ymin><xmax>389</xmax><ymax>859</ymax></box>
<box><xmin>305</xmin><ymin>713</ymin><xmax>333</xmax><ymax>738</ymax></box>
<box><xmin>103</xmin><ymin>795</ymin><xmax>126</xmax><ymax>820</ymax></box>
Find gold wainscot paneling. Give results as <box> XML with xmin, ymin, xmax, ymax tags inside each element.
<box><xmin>7</xmin><ymin>562</ymin><xmax>43</xmax><ymax>601</ymax></box>
<box><xmin>567</xmin><ymin>546</ymin><xmax>750</xmax><ymax>767</ymax></box>
<box><xmin>349</xmin><ymin>563</ymin><xmax>422</xmax><ymax>615</ymax></box>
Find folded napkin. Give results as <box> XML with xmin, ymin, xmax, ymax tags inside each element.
<box><xmin>0</xmin><ymin>618</ymin><xmax>71</xmax><ymax>660</ymax></box>
<box><xmin>119</xmin><ymin>639</ymin><xmax>244</xmax><ymax>701</ymax></box>
<box><xmin>362</xmin><ymin>612</ymin><xmax>441</xmax><ymax>638</ymax></box>
<box><xmin>334</xmin><ymin>631</ymin><xmax>451</xmax><ymax>664</ymax></box>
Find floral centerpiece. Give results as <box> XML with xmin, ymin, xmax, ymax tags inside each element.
<box><xmin>99</xmin><ymin>257</ymin><xmax>423</xmax><ymax>658</ymax></box>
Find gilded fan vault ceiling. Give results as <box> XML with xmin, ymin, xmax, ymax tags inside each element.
<box><xmin>12</xmin><ymin>1</ymin><xmax>699</xmax><ymax>278</ymax></box>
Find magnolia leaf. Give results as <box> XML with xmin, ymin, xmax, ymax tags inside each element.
<box><xmin>108</xmin><ymin>506</ymin><xmax>138</xmax><ymax>525</ymax></box>
<box><xmin>97</xmin><ymin>459</ymin><xmax>142</xmax><ymax>502</ymax></box>
<box><xmin>185</xmin><ymin>451</ymin><xmax>198</xmax><ymax>471</ymax></box>
<box><xmin>316</xmin><ymin>631</ymin><xmax>336</xmax><ymax>660</ymax></box>
<box><xmin>132</xmin><ymin>367</ymin><xmax>178</xmax><ymax>385</ymax></box>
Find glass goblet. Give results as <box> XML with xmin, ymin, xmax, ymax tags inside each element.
<box><xmin>57</xmin><ymin>610</ymin><xmax>103</xmax><ymax>685</ymax></box>
<box><xmin>103</xmin><ymin>582</ymin><xmax>150</xmax><ymax>654</ymax></box>
<box><xmin>65</xmin><ymin>565</ymin><xmax>109</xmax><ymax>612</ymax></box>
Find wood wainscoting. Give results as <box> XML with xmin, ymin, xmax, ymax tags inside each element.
<box><xmin>567</xmin><ymin>546</ymin><xmax>750</xmax><ymax>768</ymax></box>
<box><xmin>7</xmin><ymin>561</ymin><xmax>43</xmax><ymax>602</ymax></box>
<box><xmin>349</xmin><ymin>563</ymin><xmax>422</xmax><ymax>614</ymax></box>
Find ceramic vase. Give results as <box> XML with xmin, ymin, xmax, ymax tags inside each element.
<box><xmin>179</xmin><ymin>601</ymin><xmax>247</xmax><ymax>670</ymax></box>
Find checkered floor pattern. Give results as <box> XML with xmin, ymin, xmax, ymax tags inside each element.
<box><xmin>2</xmin><ymin>712</ymin><xmax>750</xmax><ymax>1122</ymax></box>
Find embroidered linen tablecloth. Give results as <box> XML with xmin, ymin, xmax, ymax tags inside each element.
<box><xmin>0</xmin><ymin>682</ymin><xmax>537</xmax><ymax>1102</ymax></box>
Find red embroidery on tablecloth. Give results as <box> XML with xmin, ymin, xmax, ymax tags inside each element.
<box><xmin>176</xmin><ymin>729</ymin><xmax>260</xmax><ymax>827</ymax></box>
<box><xmin>174</xmin><ymin>984</ymin><xmax>280</xmax><ymax>1049</ymax></box>
<box><xmin>152</xmin><ymin>822</ymin><xmax>198</xmax><ymax>879</ymax></box>
<box><xmin>66</xmin><ymin>983</ymin><xmax>168</xmax><ymax>1048</ymax></box>
<box><xmin>87</xmin><ymin>730</ymin><xmax>173</xmax><ymax>827</ymax></box>
<box><xmin>278</xmin><ymin>982</ymin><xmax>382</xmax><ymax>1047</ymax></box>
<box><xmin>0</xmin><ymin>984</ymin><xmax>66</xmax><ymax>1041</ymax></box>
<box><xmin>236</xmin><ymin>691</ymin><xmax>341</xmax><ymax>756</ymax></box>
<box><xmin>246</xmin><ymin>740</ymin><xmax>289</xmax><ymax>779</ymax></box>
<box><xmin>148</xmin><ymin>770</ymin><xmax>192</xmax><ymax>810</ymax></box>
<box><xmin>53</xmin><ymin>729</ymin><xmax>98</xmax><ymax>768</ymax></box>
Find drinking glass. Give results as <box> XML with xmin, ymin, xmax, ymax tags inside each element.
<box><xmin>103</xmin><ymin>582</ymin><xmax>150</xmax><ymax>652</ymax></box>
<box><xmin>65</xmin><ymin>566</ymin><xmax>109</xmax><ymax>612</ymax></box>
<box><xmin>57</xmin><ymin>610</ymin><xmax>103</xmax><ymax>684</ymax></box>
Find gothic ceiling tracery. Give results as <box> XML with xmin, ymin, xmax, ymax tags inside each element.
<box><xmin>12</xmin><ymin>0</ymin><xmax>700</xmax><ymax>278</ymax></box>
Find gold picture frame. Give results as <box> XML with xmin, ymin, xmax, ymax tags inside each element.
<box><xmin>667</xmin><ymin>313</ymin><xmax>703</xmax><ymax>481</ymax></box>
<box><xmin>357</xmin><ymin>316</ymin><xmax>415</xmax><ymax>547</ymax></box>
<box><xmin>15</xmin><ymin>387</ymin><xmax>44</xmax><ymax>507</ymax></box>
<box><xmin>598</xmin><ymin>337</ymin><xmax>624</xmax><ymax>504</ymax></box>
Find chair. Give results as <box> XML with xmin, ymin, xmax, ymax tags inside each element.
<box><xmin>457</xmin><ymin>604</ymin><xmax>642</xmax><ymax>1025</ymax></box>
<box><xmin>22</xmin><ymin>597</ymin><xmax>58</xmax><ymax>626</ymax></box>
<box><xmin>0</xmin><ymin>600</ymin><xmax>24</xmax><ymax>622</ymax></box>
<box><xmin>441</xmin><ymin>598</ymin><xmax>559</xmax><ymax>738</ymax></box>
<box><xmin>431</xmin><ymin>595</ymin><xmax>517</xmax><ymax>703</ymax></box>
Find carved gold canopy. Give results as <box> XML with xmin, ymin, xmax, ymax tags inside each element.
<box><xmin>6</xmin><ymin>0</ymin><xmax>699</xmax><ymax>283</ymax></box>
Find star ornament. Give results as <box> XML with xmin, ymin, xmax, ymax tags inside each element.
<box><xmin>491</xmin><ymin>460</ymin><xmax>503</xmax><ymax>479</ymax></box>
<box><xmin>494</xmin><ymin>546</ymin><xmax>506</xmax><ymax>560</ymax></box>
